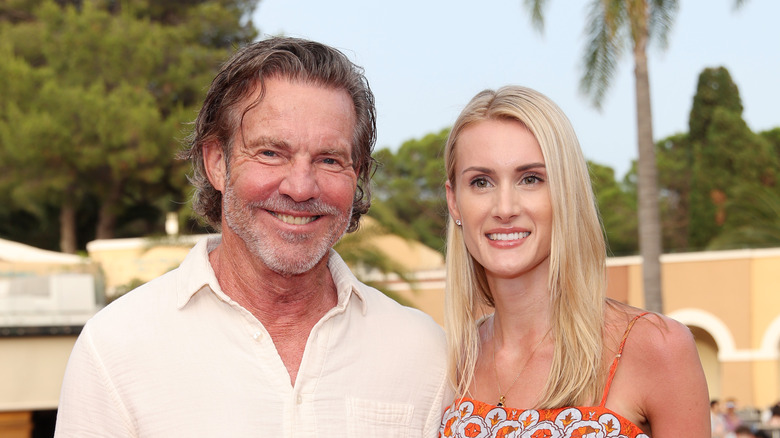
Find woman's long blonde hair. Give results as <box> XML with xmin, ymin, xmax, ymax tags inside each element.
<box><xmin>444</xmin><ymin>86</ymin><xmax>607</xmax><ymax>408</ymax></box>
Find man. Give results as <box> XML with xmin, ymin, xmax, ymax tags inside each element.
<box><xmin>55</xmin><ymin>37</ymin><xmax>450</xmax><ymax>437</ymax></box>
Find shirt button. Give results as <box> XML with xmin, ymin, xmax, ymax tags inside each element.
<box><xmin>296</xmin><ymin>395</ymin><xmax>303</xmax><ymax>404</ymax></box>
<box><xmin>252</xmin><ymin>331</ymin><xmax>263</xmax><ymax>340</ymax></box>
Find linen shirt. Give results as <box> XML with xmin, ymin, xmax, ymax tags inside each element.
<box><xmin>55</xmin><ymin>236</ymin><xmax>451</xmax><ymax>437</ymax></box>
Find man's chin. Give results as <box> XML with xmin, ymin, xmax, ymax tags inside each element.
<box><xmin>256</xmin><ymin>247</ymin><xmax>331</xmax><ymax>277</ymax></box>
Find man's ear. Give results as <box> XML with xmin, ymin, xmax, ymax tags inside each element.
<box><xmin>445</xmin><ymin>180</ymin><xmax>461</xmax><ymax>223</ymax></box>
<box><xmin>203</xmin><ymin>140</ymin><xmax>226</xmax><ymax>192</ymax></box>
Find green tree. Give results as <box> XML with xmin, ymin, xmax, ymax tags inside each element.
<box><xmin>523</xmin><ymin>0</ymin><xmax>747</xmax><ymax>312</ymax></box>
<box><xmin>654</xmin><ymin>133</ymin><xmax>693</xmax><ymax>251</ymax></box>
<box><xmin>708</xmin><ymin>184</ymin><xmax>780</xmax><ymax>250</ymax></box>
<box><xmin>0</xmin><ymin>0</ymin><xmax>257</xmax><ymax>252</ymax></box>
<box><xmin>696</xmin><ymin>109</ymin><xmax>776</xmax><ymax>245</ymax></box>
<box><xmin>371</xmin><ymin>129</ymin><xmax>449</xmax><ymax>253</ymax></box>
<box><xmin>688</xmin><ymin>67</ymin><xmax>744</xmax><ymax>142</ymax></box>
<box><xmin>589</xmin><ymin>161</ymin><xmax>638</xmax><ymax>256</ymax></box>
<box><xmin>651</xmin><ymin>67</ymin><xmax>778</xmax><ymax>252</ymax></box>
<box><xmin>686</xmin><ymin>68</ymin><xmax>777</xmax><ymax>249</ymax></box>
<box><xmin>760</xmin><ymin>127</ymin><xmax>780</xmax><ymax>169</ymax></box>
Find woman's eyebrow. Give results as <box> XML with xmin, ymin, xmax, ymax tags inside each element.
<box><xmin>461</xmin><ymin>162</ymin><xmax>545</xmax><ymax>175</ymax></box>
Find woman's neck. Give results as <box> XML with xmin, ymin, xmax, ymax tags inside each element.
<box><xmin>487</xmin><ymin>270</ymin><xmax>552</xmax><ymax>344</ymax></box>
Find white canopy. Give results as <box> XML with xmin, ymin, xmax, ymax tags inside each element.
<box><xmin>0</xmin><ymin>238</ymin><xmax>85</xmax><ymax>264</ymax></box>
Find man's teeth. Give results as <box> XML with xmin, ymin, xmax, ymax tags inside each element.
<box><xmin>487</xmin><ymin>232</ymin><xmax>530</xmax><ymax>241</ymax></box>
<box><xmin>274</xmin><ymin>213</ymin><xmax>317</xmax><ymax>225</ymax></box>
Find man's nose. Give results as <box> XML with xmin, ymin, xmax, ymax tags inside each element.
<box><xmin>278</xmin><ymin>159</ymin><xmax>320</xmax><ymax>202</ymax></box>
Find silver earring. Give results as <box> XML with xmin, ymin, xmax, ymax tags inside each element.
<box><xmin>455</xmin><ymin>220</ymin><xmax>462</xmax><ymax>226</ymax></box>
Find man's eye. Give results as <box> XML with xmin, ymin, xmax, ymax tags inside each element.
<box><xmin>260</xmin><ymin>150</ymin><xmax>276</xmax><ymax>157</ymax></box>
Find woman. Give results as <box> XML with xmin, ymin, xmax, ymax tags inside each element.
<box><xmin>439</xmin><ymin>86</ymin><xmax>709</xmax><ymax>437</ymax></box>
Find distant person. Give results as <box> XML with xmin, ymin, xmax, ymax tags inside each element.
<box><xmin>438</xmin><ymin>85</ymin><xmax>710</xmax><ymax>437</ymax></box>
<box><xmin>55</xmin><ymin>37</ymin><xmax>450</xmax><ymax>437</ymax></box>
<box><xmin>767</xmin><ymin>402</ymin><xmax>780</xmax><ymax>426</ymax></box>
<box><xmin>725</xmin><ymin>399</ymin><xmax>745</xmax><ymax>438</ymax></box>
<box><xmin>713</xmin><ymin>399</ymin><xmax>728</xmax><ymax>438</ymax></box>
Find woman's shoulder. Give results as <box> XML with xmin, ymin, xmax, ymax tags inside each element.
<box><xmin>602</xmin><ymin>301</ymin><xmax>710</xmax><ymax>435</ymax></box>
<box><xmin>604</xmin><ymin>301</ymin><xmax>695</xmax><ymax>355</ymax></box>
<box><xmin>602</xmin><ymin>302</ymin><xmax>700</xmax><ymax>402</ymax></box>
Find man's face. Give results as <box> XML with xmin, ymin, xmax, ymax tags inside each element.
<box><xmin>209</xmin><ymin>77</ymin><xmax>358</xmax><ymax>276</ymax></box>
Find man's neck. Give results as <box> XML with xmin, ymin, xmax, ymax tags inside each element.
<box><xmin>208</xmin><ymin>236</ymin><xmax>339</xmax><ymax>385</ymax></box>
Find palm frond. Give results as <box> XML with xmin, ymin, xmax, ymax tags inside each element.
<box><xmin>523</xmin><ymin>0</ymin><xmax>549</xmax><ymax>32</ymax></box>
<box><xmin>648</xmin><ymin>0</ymin><xmax>678</xmax><ymax>50</ymax></box>
<box><xmin>580</xmin><ymin>0</ymin><xmax>627</xmax><ymax>108</ymax></box>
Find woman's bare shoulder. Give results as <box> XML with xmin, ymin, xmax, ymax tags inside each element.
<box><xmin>604</xmin><ymin>301</ymin><xmax>710</xmax><ymax>436</ymax></box>
<box><xmin>604</xmin><ymin>300</ymin><xmax>694</xmax><ymax>352</ymax></box>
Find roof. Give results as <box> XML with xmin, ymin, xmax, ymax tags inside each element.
<box><xmin>0</xmin><ymin>238</ymin><xmax>85</xmax><ymax>265</ymax></box>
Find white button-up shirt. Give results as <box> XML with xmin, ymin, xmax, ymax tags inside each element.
<box><xmin>55</xmin><ymin>236</ymin><xmax>451</xmax><ymax>437</ymax></box>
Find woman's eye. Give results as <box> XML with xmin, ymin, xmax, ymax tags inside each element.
<box><xmin>521</xmin><ymin>175</ymin><xmax>542</xmax><ymax>185</ymax></box>
<box><xmin>470</xmin><ymin>177</ymin><xmax>490</xmax><ymax>188</ymax></box>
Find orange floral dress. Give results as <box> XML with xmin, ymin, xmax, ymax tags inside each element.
<box><xmin>440</xmin><ymin>314</ymin><xmax>650</xmax><ymax>438</ymax></box>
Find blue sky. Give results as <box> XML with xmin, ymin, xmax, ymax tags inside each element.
<box><xmin>252</xmin><ymin>1</ymin><xmax>779</xmax><ymax>178</ymax></box>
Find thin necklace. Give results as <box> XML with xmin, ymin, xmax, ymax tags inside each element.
<box><xmin>492</xmin><ymin>321</ymin><xmax>550</xmax><ymax>408</ymax></box>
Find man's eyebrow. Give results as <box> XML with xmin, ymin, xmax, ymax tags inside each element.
<box><xmin>243</xmin><ymin>136</ymin><xmax>289</xmax><ymax>149</ymax></box>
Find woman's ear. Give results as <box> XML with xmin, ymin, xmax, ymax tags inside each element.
<box><xmin>445</xmin><ymin>180</ymin><xmax>461</xmax><ymax>224</ymax></box>
<box><xmin>203</xmin><ymin>140</ymin><xmax>226</xmax><ymax>192</ymax></box>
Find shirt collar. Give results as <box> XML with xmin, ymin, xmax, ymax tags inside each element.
<box><xmin>176</xmin><ymin>236</ymin><xmax>367</xmax><ymax>314</ymax></box>
<box><xmin>175</xmin><ymin>235</ymin><xmax>222</xmax><ymax>309</ymax></box>
<box><xmin>326</xmin><ymin>249</ymin><xmax>368</xmax><ymax>315</ymax></box>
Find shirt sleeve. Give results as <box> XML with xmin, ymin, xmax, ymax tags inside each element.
<box><xmin>54</xmin><ymin>324</ymin><xmax>136</xmax><ymax>438</ymax></box>
<box><xmin>423</xmin><ymin>363</ymin><xmax>454</xmax><ymax>438</ymax></box>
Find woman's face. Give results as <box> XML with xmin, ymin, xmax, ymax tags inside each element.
<box><xmin>446</xmin><ymin>118</ymin><xmax>553</xmax><ymax>281</ymax></box>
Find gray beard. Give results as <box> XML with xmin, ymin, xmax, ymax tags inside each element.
<box><xmin>222</xmin><ymin>184</ymin><xmax>351</xmax><ymax>276</ymax></box>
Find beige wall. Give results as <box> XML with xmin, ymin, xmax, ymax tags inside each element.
<box><xmin>0</xmin><ymin>336</ymin><xmax>77</xmax><ymax>411</ymax></box>
<box><xmin>87</xmin><ymin>236</ymin><xmax>201</xmax><ymax>296</ymax></box>
<box><xmin>665</xmin><ymin>257</ymin><xmax>753</xmax><ymax>346</ymax></box>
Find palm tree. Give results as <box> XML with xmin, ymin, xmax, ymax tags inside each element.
<box><xmin>523</xmin><ymin>0</ymin><xmax>746</xmax><ymax>312</ymax></box>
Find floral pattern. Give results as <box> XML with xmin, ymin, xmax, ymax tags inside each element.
<box><xmin>439</xmin><ymin>398</ymin><xmax>649</xmax><ymax>438</ymax></box>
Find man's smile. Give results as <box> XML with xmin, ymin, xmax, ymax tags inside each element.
<box><xmin>270</xmin><ymin>211</ymin><xmax>319</xmax><ymax>225</ymax></box>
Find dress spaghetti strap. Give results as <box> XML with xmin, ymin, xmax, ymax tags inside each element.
<box><xmin>599</xmin><ymin>312</ymin><xmax>651</xmax><ymax>407</ymax></box>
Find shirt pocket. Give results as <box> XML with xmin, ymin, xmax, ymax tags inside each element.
<box><xmin>346</xmin><ymin>396</ymin><xmax>414</xmax><ymax>438</ymax></box>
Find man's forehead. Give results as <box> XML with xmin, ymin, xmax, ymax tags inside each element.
<box><xmin>234</xmin><ymin>77</ymin><xmax>357</xmax><ymax>155</ymax></box>
<box><xmin>237</xmin><ymin>77</ymin><xmax>355</xmax><ymax>120</ymax></box>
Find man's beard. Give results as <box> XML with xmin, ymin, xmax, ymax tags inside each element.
<box><xmin>222</xmin><ymin>184</ymin><xmax>351</xmax><ymax>276</ymax></box>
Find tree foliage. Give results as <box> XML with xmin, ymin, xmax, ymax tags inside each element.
<box><xmin>370</xmin><ymin>129</ymin><xmax>450</xmax><ymax>253</ymax></box>
<box><xmin>654</xmin><ymin>133</ymin><xmax>692</xmax><ymax>251</ymax></box>
<box><xmin>686</xmin><ymin>67</ymin><xmax>778</xmax><ymax>249</ymax></box>
<box><xmin>650</xmin><ymin>66</ymin><xmax>779</xmax><ymax>252</ymax></box>
<box><xmin>0</xmin><ymin>0</ymin><xmax>257</xmax><ymax>252</ymax></box>
<box><xmin>589</xmin><ymin>161</ymin><xmax>638</xmax><ymax>256</ymax></box>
